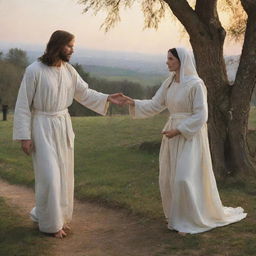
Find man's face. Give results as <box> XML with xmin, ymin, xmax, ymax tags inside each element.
<box><xmin>59</xmin><ymin>38</ymin><xmax>75</xmax><ymax>62</ymax></box>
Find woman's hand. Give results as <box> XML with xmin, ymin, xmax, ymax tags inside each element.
<box><xmin>122</xmin><ymin>95</ymin><xmax>135</xmax><ymax>106</ymax></box>
<box><xmin>162</xmin><ymin>129</ymin><xmax>181</xmax><ymax>139</ymax></box>
<box><xmin>107</xmin><ymin>93</ymin><xmax>127</xmax><ymax>105</ymax></box>
<box><xmin>107</xmin><ymin>93</ymin><xmax>135</xmax><ymax>106</ymax></box>
<box><xmin>21</xmin><ymin>140</ymin><xmax>34</xmax><ymax>155</ymax></box>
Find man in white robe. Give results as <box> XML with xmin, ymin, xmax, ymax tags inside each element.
<box><xmin>13</xmin><ymin>30</ymin><xmax>126</xmax><ymax>238</ymax></box>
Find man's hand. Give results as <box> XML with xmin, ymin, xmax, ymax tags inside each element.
<box><xmin>162</xmin><ymin>129</ymin><xmax>181</xmax><ymax>139</ymax></box>
<box><xmin>21</xmin><ymin>140</ymin><xmax>34</xmax><ymax>155</ymax></box>
<box><xmin>107</xmin><ymin>93</ymin><xmax>135</xmax><ymax>106</ymax></box>
<box><xmin>107</xmin><ymin>93</ymin><xmax>127</xmax><ymax>105</ymax></box>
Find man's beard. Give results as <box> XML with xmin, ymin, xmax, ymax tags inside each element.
<box><xmin>59</xmin><ymin>52</ymin><xmax>71</xmax><ymax>62</ymax></box>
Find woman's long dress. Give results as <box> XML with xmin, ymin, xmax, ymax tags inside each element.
<box><xmin>130</xmin><ymin>76</ymin><xmax>246</xmax><ymax>234</ymax></box>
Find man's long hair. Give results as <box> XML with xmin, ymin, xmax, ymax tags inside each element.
<box><xmin>39</xmin><ymin>30</ymin><xmax>74</xmax><ymax>66</ymax></box>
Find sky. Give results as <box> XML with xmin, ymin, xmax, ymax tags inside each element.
<box><xmin>0</xmin><ymin>0</ymin><xmax>242</xmax><ymax>56</ymax></box>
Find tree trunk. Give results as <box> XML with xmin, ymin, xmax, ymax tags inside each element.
<box><xmin>194</xmin><ymin>50</ymin><xmax>255</xmax><ymax>178</ymax></box>
<box><xmin>191</xmin><ymin>40</ymin><xmax>232</xmax><ymax>179</ymax></box>
<box><xmin>227</xmin><ymin>115</ymin><xmax>255</xmax><ymax>177</ymax></box>
<box><xmin>227</xmin><ymin>7</ymin><xmax>256</xmax><ymax>177</ymax></box>
<box><xmin>191</xmin><ymin>38</ymin><xmax>256</xmax><ymax>179</ymax></box>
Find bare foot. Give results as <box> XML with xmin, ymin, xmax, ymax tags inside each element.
<box><xmin>63</xmin><ymin>224</ymin><xmax>71</xmax><ymax>232</ymax></box>
<box><xmin>178</xmin><ymin>231</ymin><xmax>187</xmax><ymax>236</ymax></box>
<box><xmin>54</xmin><ymin>229</ymin><xmax>67</xmax><ymax>239</ymax></box>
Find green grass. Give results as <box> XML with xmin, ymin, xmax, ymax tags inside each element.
<box><xmin>0</xmin><ymin>196</ymin><xmax>52</xmax><ymax>256</ymax></box>
<box><xmin>0</xmin><ymin>109</ymin><xmax>255</xmax><ymax>256</ymax></box>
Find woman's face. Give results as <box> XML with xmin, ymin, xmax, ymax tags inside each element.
<box><xmin>166</xmin><ymin>51</ymin><xmax>180</xmax><ymax>72</ymax></box>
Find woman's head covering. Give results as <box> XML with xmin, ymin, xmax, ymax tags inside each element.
<box><xmin>175</xmin><ymin>47</ymin><xmax>202</xmax><ymax>85</ymax></box>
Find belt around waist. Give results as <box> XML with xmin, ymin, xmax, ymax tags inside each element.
<box><xmin>169</xmin><ymin>112</ymin><xmax>192</xmax><ymax>119</ymax></box>
<box><xmin>33</xmin><ymin>109</ymin><xmax>69</xmax><ymax>117</ymax></box>
<box><xmin>32</xmin><ymin>108</ymin><xmax>74</xmax><ymax>148</ymax></box>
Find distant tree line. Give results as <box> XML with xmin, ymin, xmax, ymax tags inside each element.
<box><xmin>0</xmin><ymin>48</ymin><xmax>160</xmax><ymax>116</ymax></box>
<box><xmin>0</xmin><ymin>48</ymin><xmax>28</xmax><ymax>108</ymax></box>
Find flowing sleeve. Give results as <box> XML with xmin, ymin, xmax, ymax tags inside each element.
<box><xmin>73</xmin><ymin>70</ymin><xmax>109</xmax><ymax>116</ymax></box>
<box><xmin>176</xmin><ymin>82</ymin><xmax>208</xmax><ymax>140</ymax></box>
<box><xmin>13</xmin><ymin>66</ymin><xmax>37</xmax><ymax>141</ymax></box>
<box><xmin>129</xmin><ymin>78</ymin><xmax>170</xmax><ymax>119</ymax></box>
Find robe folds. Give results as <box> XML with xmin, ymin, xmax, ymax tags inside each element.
<box><xmin>129</xmin><ymin>75</ymin><xmax>247</xmax><ymax>234</ymax></box>
<box><xmin>13</xmin><ymin>61</ymin><xmax>109</xmax><ymax>233</ymax></box>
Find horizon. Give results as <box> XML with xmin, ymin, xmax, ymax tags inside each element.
<box><xmin>0</xmin><ymin>40</ymin><xmax>241</xmax><ymax>59</ymax></box>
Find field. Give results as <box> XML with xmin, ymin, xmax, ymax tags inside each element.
<box><xmin>0</xmin><ymin>107</ymin><xmax>255</xmax><ymax>256</ymax></box>
<box><xmin>84</xmin><ymin>64</ymin><xmax>166</xmax><ymax>87</ymax></box>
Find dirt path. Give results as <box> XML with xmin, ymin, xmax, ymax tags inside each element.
<box><xmin>0</xmin><ymin>179</ymin><xmax>174</xmax><ymax>256</ymax></box>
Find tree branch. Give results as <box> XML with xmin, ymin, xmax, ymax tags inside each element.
<box><xmin>78</xmin><ymin>0</ymin><xmax>131</xmax><ymax>32</ymax></box>
<box><xmin>164</xmin><ymin>0</ymin><xmax>209</xmax><ymax>39</ymax></box>
<box><xmin>195</xmin><ymin>0</ymin><xmax>226</xmax><ymax>43</ymax></box>
<box><xmin>195</xmin><ymin>0</ymin><xmax>217</xmax><ymax>23</ymax></box>
<box><xmin>241</xmin><ymin>0</ymin><xmax>256</xmax><ymax>13</ymax></box>
<box><xmin>142</xmin><ymin>0</ymin><xmax>167</xmax><ymax>29</ymax></box>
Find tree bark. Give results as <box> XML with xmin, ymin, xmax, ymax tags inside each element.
<box><xmin>191</xmin><ymin>39</ymin><xmax>232</xmax><ymax>179</ymax></box>
<box><xmin>227</xmin><ymin>6</ymin><xmax>256</xmax><ymax>176</ymax></box>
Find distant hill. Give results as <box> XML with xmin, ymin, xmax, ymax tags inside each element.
<box><xmin>83</xmin><ymin>65</ymin><xmax>166</xmax><ymax>87</ymax></box>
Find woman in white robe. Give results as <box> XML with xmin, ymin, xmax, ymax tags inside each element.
<box><xmin>127</xmin><ymin>47</ymin><xmax>247</xmax><ymax>234</ymax></box>
<box><xmin>13</xmin><ymin>60</ymin><xmax>113</xmax><ymax>236</ymax></box>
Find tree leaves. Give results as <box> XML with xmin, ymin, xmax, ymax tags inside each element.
<box><xmin>78</xmin><ymin>0</ymin><xmax>248</xmax><ymax>41</ymax></box>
